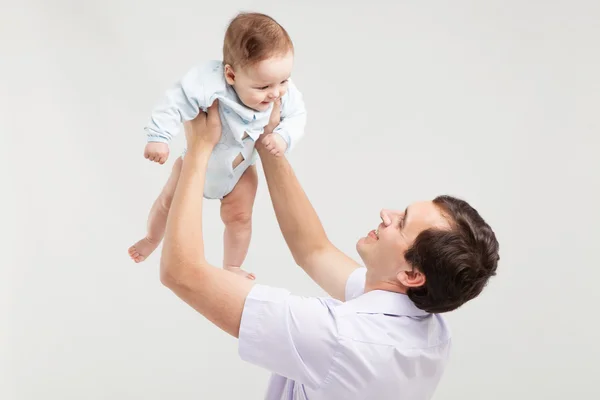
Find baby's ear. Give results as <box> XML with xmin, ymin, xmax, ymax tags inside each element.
<box><xmin>224</xmin><ymin>64</ymin><xmax>236</xmax><ymax>85</ymax></box>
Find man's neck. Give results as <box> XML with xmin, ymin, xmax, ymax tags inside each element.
<box><xmin>364</xmin><ymin>270</ymin><xmax>408</xmax><ymax>295</ymax></box>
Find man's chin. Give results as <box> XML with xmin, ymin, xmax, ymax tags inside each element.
<box><xmin>356</xmin><ymin>240</ymin><xmax>367</xmax><ymax>258</ymax></box>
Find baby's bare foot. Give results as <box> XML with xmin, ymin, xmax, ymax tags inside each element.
<box><xmin>224</xmin><ymin>266</ymin><xmax>256</xmax><ymax>280</ymax></box>
<box><xmin>128</xmin><ymin>237</ymin><xmax>160</xmax><ymax>263</ymax></box>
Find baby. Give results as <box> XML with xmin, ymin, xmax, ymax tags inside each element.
<box><xmin>128</xmin><ymin>12</ymin><xmax>306</xmax><ymax>279</ymax></box>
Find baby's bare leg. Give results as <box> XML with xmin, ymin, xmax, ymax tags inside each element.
<box><xmin>220</xmin><ymin>165</ymin><xmax>258</xmax><ymax>279</ymax></box>
<box><xmin>128</xmin><ymin>157</ymin><xmax>183</xmax><ymax>263</ymax></box>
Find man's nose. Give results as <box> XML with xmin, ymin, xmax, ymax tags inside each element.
<box><xmin>380</xmin><ymin>209</ymin><xmax>392</xmax><ymax>226</ymax></box>
<box><xmin>381</xmin><ymin>209</ymin><xmax>403</xmax><ymax>226</ymax></box>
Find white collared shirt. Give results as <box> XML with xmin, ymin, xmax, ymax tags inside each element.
<box><xmin>238</xmin><ymin>268</ymin><xmax>452</xmax><ymax>400</ymax></box>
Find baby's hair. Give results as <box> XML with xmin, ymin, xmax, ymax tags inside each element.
<box><xmin>223</xmin><ymin>12</ymin><xmax>293</xmax><ymax>69</ymax></box>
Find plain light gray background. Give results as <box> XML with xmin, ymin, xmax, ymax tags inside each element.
<box><xmin>2</xmin><ymin>0</ymin><xmax>599</xmax><ymax>398</ymax></box>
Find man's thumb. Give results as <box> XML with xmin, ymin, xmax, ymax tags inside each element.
<box><xmin>207</xmin><ymin>99</ymin><xmax>220</xmax><ymax>123</ymax></box>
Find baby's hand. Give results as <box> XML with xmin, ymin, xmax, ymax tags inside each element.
<box><xmin>144</xmin><ymin>142</ymin><xmax>169</xmax><ymax>164</ymax></box>
<box><xmin>261</xmin><ymin>133</ymin><xmax>288</xmax><ymax>157</ymax></box>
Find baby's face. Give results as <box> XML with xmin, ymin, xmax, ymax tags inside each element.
<box><xmin>225</xmin><ymin>51</ymin><xmax>294</xmax><ymax>112</ymax></box>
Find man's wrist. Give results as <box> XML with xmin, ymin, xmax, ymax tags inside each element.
<box><xmin>184</xmin><ymin>143</ymin><xmax>214</xmax><ymax>162</ymax></box>
<box><xmin>189</xmin><ymin>138</ymin><xmax>216</xmax><ymax>151</ymax></box>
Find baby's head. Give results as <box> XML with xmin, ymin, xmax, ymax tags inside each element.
<box><xmin>223</xmin><ymin>12</ymin><xmax>294</xmax><ymax>111</ymax></box>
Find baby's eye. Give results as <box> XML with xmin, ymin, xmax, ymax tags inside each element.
<box><xmin>258</xmin><ymin>85</ymin><xmax>269</xmax><ymax>90</ymax></box>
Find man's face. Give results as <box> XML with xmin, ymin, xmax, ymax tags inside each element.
<box><xmin>225</xmin><ymin>51</ymin><xmax>294</xmax><ymax>112</ymax></box>
<box><xmin>356</xmin><ymin>201</ymin><xmax>450</xmax><ymax>286</ymax></box>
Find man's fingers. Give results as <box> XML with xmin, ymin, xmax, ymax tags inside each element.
<box><xmin>270</xmin><ymin>98</ymin><xmax>281</xmax><ymax>114</ymax></box>
<box><xmin>272</xmin><ymin>98</ymin><xmax>281</xmax><ymax>118</ymax></box>
<box><xmin>265</xmin><ymin>100</ymin><xmax>280</xmax><ymax>132</ymax></box>
<box><xmin>207</xmin><ymin>99</ymin><xmax>219</xmax><ymax>112</ymax></box>
<box><xmin>206</xmin><ymin>99</ymin><xmax>220</xmax><ymax>125</ymax></box>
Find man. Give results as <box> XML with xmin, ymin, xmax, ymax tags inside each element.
<box><xmin>159</xmin><ymin>100</ymin><xmax>500</xmax><ymax>399</ymax></box>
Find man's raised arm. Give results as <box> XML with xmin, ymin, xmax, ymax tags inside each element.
<box><xmin>256</xmin><ymin>102</ymin><xmax>360</xmax><ymax>300</ymax></box>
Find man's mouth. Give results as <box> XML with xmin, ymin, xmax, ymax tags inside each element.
<box><xmin>368</xmin><ymin>229</ymin><xmax>379</xmax><ymax>240</ymax></box>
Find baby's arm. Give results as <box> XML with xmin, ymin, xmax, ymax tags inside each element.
<box><xmin>270</xmin><ymin>79</ymin><xmax>307</xmax><ymax>154</ymax></box>
<box><xmin>145</xmin><ymin>65</ymin><xmax>208</xmax><ymax>145</ymax></box>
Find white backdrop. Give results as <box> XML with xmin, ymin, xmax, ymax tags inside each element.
<box><xmin>2</xmin><ymin>0</ymin><xmax>599</xmax><ymax>398</ymax></box>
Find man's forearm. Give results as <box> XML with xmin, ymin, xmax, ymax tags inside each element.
<box><xmin>160</xmin><ymin>147</ymin><xmax>212</xmax><ymax>281</ymax></box>
<box><xmin>159</xmin><ymin>144</ymin><xmax>254</xmax><ymax>338</ymax></box>
<box><xmin>257</xmin><ymin>147</ymin><xmax>330</xmax><ymax>264</ymax></box>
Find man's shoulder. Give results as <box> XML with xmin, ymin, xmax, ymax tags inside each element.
<box><xmin>333</xmin><ymin>289</ymin><xmax>452</xmax><ymax>350</ymax></box>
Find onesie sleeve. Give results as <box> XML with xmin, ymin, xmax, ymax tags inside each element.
<box><xmin>273</xmin><ymin>79</ymin><xmax>307</xmax><ymax>153</ymax></box>
<box><xmin>145</xmin><ymin>65</ymin><xmax>209</xmax><ymax>143</ymax></box>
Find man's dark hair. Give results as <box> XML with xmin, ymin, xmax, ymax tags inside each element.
<box><xmin>405</xmin><ymin>195</ymin><xmax>499</xmax><ymax>313</ymax></box>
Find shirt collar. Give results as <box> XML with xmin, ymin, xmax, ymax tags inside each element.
<box><xmin>345</xmin><ymin>289</ymin><xmax>430</xmax><ymax>317</ymax></box>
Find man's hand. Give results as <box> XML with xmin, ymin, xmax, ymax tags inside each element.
<box><xmin>183</xmin><ymin>100</ymin><xmax>222</xmax><ymax>152</ymax></box>
<box><xmin>144</xmin><ymin>142</ymin><xmax>170</xmax><ymax>164</ymax></box>
<box><xmin>257</xmin><ymin>99</ymin><xmax>282</xmax><ymax>153</ymax></box>
<box><xmin>265</xmin><ymin>99</ymin><xmax>282</xmax><ymax>134</ymax></box>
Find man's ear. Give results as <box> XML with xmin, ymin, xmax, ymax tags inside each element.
<box><xmin>224</xmin><ymin>64</ymin><xmax>236</xmax><ymax>85</ymax></box>
<box><xmin>397</xmin><ymin>269</ymin><xmax>426</xmax><ymax>288</ymax></box>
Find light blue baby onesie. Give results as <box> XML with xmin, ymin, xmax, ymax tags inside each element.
<box><xmin>145</xmin><ymin>60</ymin><xmax>307</xmax><ymax>199</ymax></box>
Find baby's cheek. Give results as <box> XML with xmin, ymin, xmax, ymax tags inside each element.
<box><xmin>240</xmin><ymin>92</ymin><xmax>260</xmax><ymax>107</ymax></box>
<box><xmin>248</xmin><ymin>92</ymin><xmax>263</xmax><ymax>104</ymax></box>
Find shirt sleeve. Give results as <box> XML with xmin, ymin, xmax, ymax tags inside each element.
<box><xmin>273</xmin><ymin>79</ymin><xmax>307</xmax><ymax>153</ymax></box>
<box><xmin>238</xmin><ymin>284</ymin><xmax>338</xmax><ymax>389</ymax></box>
<box><xmin>145</xmin><ymin>65</ymin><xmax>208</xmax><ymax>143</ymax></box>
<box><xmin>344</xmin><ymin>267</ymin><xmax>367</xmax><ymax>301</ymax></box>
